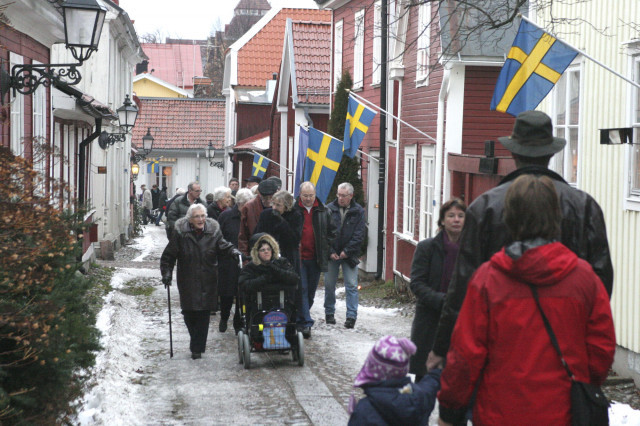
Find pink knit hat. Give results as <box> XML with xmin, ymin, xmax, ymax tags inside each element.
<box><xmin>353</xmin><ymin>335</ymin><xmax>416</xmax><ymax>387</ymax></box>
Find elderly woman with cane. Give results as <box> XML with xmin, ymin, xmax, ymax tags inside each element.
<box><xmin>161</xmin><ymin>203</ymin><xmax>241</xmax><ymax>359</ymax></box>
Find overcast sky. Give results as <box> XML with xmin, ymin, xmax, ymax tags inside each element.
<box><xmin>118</xmin><ymin>0</ymin><xmax>319</xmax><ymax>40</ymax></box>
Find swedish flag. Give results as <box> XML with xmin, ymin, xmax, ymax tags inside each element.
<box><xmin>344</xmin><ymin>95</ymin><xmax>377</xmax><ymax>158</ymax></box>
<box><xmin>147</xmin><ymin>158</ymin><xmax>160</xmax><ymax>174</ymax></box>
<box><xmin>304</xmin><ymin>127</ymin><xmax>344</xmax><ymax>203</ymax></box>
<box><xmin>490</xmin><ymin>19</ymin><xmax>578</xmax><ymax>116</ymax></box>
<box><xmin>252</xmin><ymin>153</ymin><xmax>269</xmax><ymax>178</ymax></box>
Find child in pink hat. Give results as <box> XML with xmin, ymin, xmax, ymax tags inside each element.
<box><xmin>348</xmin><ymin>335</ymin><xmax>441</xmax><ymax>425</ymax></box>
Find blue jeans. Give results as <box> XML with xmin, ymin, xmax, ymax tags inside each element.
<box><xmin>324</xmin><ymin>259</ymin><xmax>358</xmax><ymax>319</ymax></box>
<box><xmin>297</xmin><ymin>259</ymin><xmax>321</xmax><ymax>327</ymax></box>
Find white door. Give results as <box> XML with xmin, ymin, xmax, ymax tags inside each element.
<box><xmin>363</xmin><ymin>150</ymin><xmax>379</xmax><ymax>273</ymax></box>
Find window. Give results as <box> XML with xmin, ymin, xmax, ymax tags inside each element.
<box><xmin>403</xmin><ymin>145</ymin><xmax>417</xmax><ymax>235</ymax></box>
<box><xmin>334</xmin><ymin>20</ymin><xmax>343</xmax><ymax>91</ymax></box>
<box><xmin>353</xmin><ymin>9</ymin><xmax>364</xmax><ymax>89</ymax></box>
<box><xmin>10</xmin><ymin>52</ymin><xmax>24</xmax><ymax>156</ymax></box>
<box><xmin>416</xmin><ymin>1</ymin><xmax>431</xmax><ymax>85</ymax></box>
<box><xmin>372</xmin><ymin>1</ymin><xmax>381</xmax><ymax>85</ymax></box>
<box><xmin>419</xmin><ymin>145</ymin><xmax>435</xmax><ymax>239</ymax></box>
<box><xmin>552</xmin><ymin>66</ymin><xmax>581</xmax><ymax>185</ymax></box>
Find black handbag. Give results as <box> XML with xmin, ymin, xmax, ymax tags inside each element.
<box><xmin>528</xmin><ymin>284</ymin><xmax>609</xmax><ymax>426</ymax></box>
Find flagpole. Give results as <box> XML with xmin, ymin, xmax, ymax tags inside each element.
<box><xmin>250</xmin><ymin>150</ymin><xmax>294</xmax><ymax>174</ymax></box>
<box><xmin>347</xmin><ymin>91</ymin><xmax>438</xmax><ymax>142</ymax></box>
<box><xmin>296</xmin><ymin>123</ymin><xmax>379</xmax><ymax>162</ymax></box>
<box><xmin>520</xmin><ymin>14</ymin><xmax>640</xmax><ymax>90</ymax></box>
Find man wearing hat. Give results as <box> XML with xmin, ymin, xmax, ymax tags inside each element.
<box><xmin>238</xmin><ymin>178</ymin><xmax>278</xmax><ymax>255</ymax></box>
<box><xmin>427</xmin><ymin>110</ymin><xmax>613</xmax><ymax>371</ymax></box>
<box><xmin>244</xmin><ymin>176</ymin><xmax>261</xmax><ymax>190</ymax></box>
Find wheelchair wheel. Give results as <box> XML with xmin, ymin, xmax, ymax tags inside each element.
<box><xmin>237</xmin><ymin>331</ymin><xmax>244</xmax><ymax>364</ymax></box>
<box><xmin>243</xmin><ymin>333</ymin><xmax>251</xmax><ymax>369</ymax></box>
<box><xmin>296</xmin><ymin>331</ymin><xmax>304</xmax><ymax>366</ymax></box>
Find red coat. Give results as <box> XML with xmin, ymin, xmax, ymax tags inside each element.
<box><xmin>438</xmin><ymin>242</ymin><xmax>615</xmax><ymax>426</ymax></box>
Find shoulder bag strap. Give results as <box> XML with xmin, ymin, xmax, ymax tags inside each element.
<box><xmin>528</xmin><ymin>284</ymin><xmax>575</xmax><ymax>380</ymax></box>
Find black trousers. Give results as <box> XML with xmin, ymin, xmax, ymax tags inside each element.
<box><xmin>182</xmin><ymin>310</ymin><xmax>210</xmax><ymax>353</ymax></box>
<box><xmin>219</xmin><ymin>296</ymin><xmax>242</xmax><ymax>330</ymax></box>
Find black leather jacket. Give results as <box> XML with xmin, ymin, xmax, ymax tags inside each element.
<box><xmin>432</xmin><ymin>166</ymin><xmax>613</xmax><ymax>356</ymax></box>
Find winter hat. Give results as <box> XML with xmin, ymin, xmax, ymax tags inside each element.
<box><xmin>354</xmin><ymin>335</ymin><xmax>416</xmax><ymax>387</ymax></box>
<box><xmin>348</xmin><ymin>335</ymin><xmax>416</xmax><ymax>414</ymax></box>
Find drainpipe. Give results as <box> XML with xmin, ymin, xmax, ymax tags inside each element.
<box><xmin>78</xmin><ymin>118</ymin><xmax>102</xmax><ymax>206</ymax></box>
<box><xmin>376</xmin><ymin>0</ymin><xmax>388</xmax><ymax>280</ymax></box>
<box><xmin>434</xmin><ymin>69</ymin><xmax>450</xmax><ymax>236</ymax></box>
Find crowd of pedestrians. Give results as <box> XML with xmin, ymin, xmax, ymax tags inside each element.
<box><xmin>150</xmin><ymin>110</ymin><xmax>617</xmax><ymax>425</ymax></box>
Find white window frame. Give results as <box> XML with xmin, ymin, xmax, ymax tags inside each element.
<box><xmin>551</xmin><ymin>63</ymin><xmax>582</xmax><ymax>187</ymax></box>
<box><xmin>353</xmin><ymin>9</ymin><xmax>365</xmax><ymax>89</ymax></box>
<box><xmin>419</xmin><ymin>145</ymin><xmax>435</xmax><ymax>239</ymax></box>
<box><xmin>10</xmin><ymin>52</ymin><xmax>24</xmax><ymax>156</ymax></box>
<box><xmin>333</xmin><ymin>20</ymin><xmax>343</xmax><ymax>91</ymax></box>
<box><xmin>416</xmin><ymin>1</ymin><xmax>431</xmax><ymax>86</ymax></box>
<box><xmin>372</xmin><ymin>1</ymin><xmax>381</xmax><ymax>85</ymax></box>
<box><xmin>624</xmin><ymin>52</ymin><xmax>640</xmax><ymax>210</ymax></box>
<box><xmin>403</xmin><ymin>145</ymin><xmax>417</xmax><ymax>235</ymax></box>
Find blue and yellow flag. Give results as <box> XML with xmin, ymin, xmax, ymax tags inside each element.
<box><xmin>490</xmin><ymin>19</ymin><xmax>578</xmax><ymax>116</ymax></box>
<box><xmin>147</xmin><ymin>158</ymin><xmax>160</xmax><ymax>174</ymax></box>
<box><xmin>252</xmin><ymin>153</ymin><xmax>269</xmax><ymax>178</ymax></box>
<box><xmin>304</xmin><ymin>127</ymin><xmax>344</xmax><ymax>203</ymax></box>
<box><xmin>344</xmin><ymin>95</ymin><xmax>377</xmax><ymax>158</ymax></box>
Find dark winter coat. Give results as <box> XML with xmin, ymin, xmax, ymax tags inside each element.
<box><xmin>217</xmin><ymin>204</ymin><xmax>241</xmax><ymax>298</ymax></box>
<box><xmin>409</xmin><ymin>232</ymin><xmax>445</xmax><ymax>377</ymax></box>
<box><xmin>438</xmin><ymin>242</ymin><xmax>615</xmax><ymax>425</ymax></box>
<box><xmin>158</xmin><ymin>190</ymin><xmax>168</xmax><ymax>211</ymax></box>
<box><xmin>293</xmin><ymin>198</ymin><xmax>337</xmax><ymax>272</ymax></box>
<box><xmin>151</xmin><ymin>187</ymin><xmax>160</xmax><ymax>209</ymax></box>
<box><xmin>166</xmin><ymin>194</ymin><xmax>204</xmax><ymax>238</ymax></box>
<box><xmin>433</xmin><ymin>166</ymin><xmax>614</xmax><ymax>357</ymax></box>
<box><xmin>238</xmin><ymin>234</ymin><xmax>299</xmax><ymax>303</ymax></box>
<box><xmin>348</xmin><ymin>369</ymin><xmax>442</xmax><ymax>426</ymax></box>
<box><xmin>327</xmin><ymin>198</ymin><xmax>366</xmax><ymax>267</ymax></box>
<box><xmin>160</xmin><ymin>217</ymin><xmax>235</xmax><ymax>311</ymax></box>
<box><xmin>255</xmin><ymin>208</ymin><xmax>303</xmax><ymax>272</ymax></box>
<box><xmin>207</xmin><ymin>202</ymin><xmax>225</xmax><ymax>221</ymax></box>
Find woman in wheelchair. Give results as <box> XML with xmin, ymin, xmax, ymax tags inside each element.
<box><xmin>238</xmin><ymin>233</ymin><xmax>299</xmax><ymax>336</ymax></box>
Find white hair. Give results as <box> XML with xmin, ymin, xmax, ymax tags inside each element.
<box><xmin>212</xmin><ymin>186</ymin><xmax>231</xmax><ymax>202</ymax></box>
<box><xmin>176</xmin><ymin>188</ymin><xmax>186</xmax><ymax>195</ymax></box>
<box><xmin>235</xmin><ymin>188</ymin><xmax>254</xmax><ymax>208</ymax></box>
<box><xmin>185</xmin><ymin>203</ymin><xmax>206</xmax><ymax>220</ymax></box>
<box><xmin>338</xmin><ymin>182</ymin><xmax>354</xmax><ymax>195</ymax></box>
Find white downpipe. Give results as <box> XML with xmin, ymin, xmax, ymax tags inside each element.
<box><xmin>392</xmin><ymin>81</ymin><xmax>402</xmax><ymax>279</ymax></box>
<box><xmin>434</xmin><ymin>68</ymin><xmax>450</xmax><ymax>236</ymax></box>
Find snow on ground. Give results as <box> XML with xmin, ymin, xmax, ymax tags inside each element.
<box><xmin>76</xmin><ymin>226</ymin><xmax>640</xmax><ymax>425</ymax></box>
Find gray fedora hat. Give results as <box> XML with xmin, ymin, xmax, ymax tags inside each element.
<box><xmin>497</xmin><ymin>110</ymin><xmax>566</xmax><ymax>157</ymax></box>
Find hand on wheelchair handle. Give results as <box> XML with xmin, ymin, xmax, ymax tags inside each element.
<box><xmin>162</xmin><ymin>274</ymin><xmax>172</xmax><ymax>288</ymax></box>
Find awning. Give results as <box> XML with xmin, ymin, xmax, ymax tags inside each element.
<box><xmin>233</xmin><ymin>130</ymin><xmax>270</xmax><ymax>152</ymax></box>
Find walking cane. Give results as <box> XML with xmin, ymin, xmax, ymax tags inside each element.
<box><xmin>167</xmin><ymin>284</ymin><xmax>174</xmax><ymax>358</ymax></box>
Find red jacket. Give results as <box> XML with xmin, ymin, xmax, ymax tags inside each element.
<box><xmin>438</xmin><ymin>242</ymin><xmax>615</xmax><ymax>426</ymax></box>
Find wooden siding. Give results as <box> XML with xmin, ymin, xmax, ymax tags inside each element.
<box><xmin>537</xmin><ymin>0</ymin><xmax>640</xmax><ymax>354</ymax></box>
<box><xmin>461</xmin><ymin>67</ymin><xmax>515</xmax><ymax>156</ymax></box>
<box><xmin>236</xmin><ymin>103</ymin><xmax>272</xmax><ymax>142</ymax></box>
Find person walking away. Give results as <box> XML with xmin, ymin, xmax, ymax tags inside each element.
<box><xmin>237</xmin><ymin>179</ymin><xmax>277</xmax><ymax>255</ymax></box>
<box><xmin>141</xmin><ymin>184</ymin><xmax>155</xmax><ymax>225</ymax></box>
<box><xmin>217</xmin><ymin>188</ymin><xmax>255</xmax><ymax>334</ymax></box>
<box><xmin>155</xmin><ymin>186</ymin><xmax>168</xmax><ymax>226</ymax></box>
<box><xmin>207</xmin><ymin>186</ymin><xmax>233</xmax><ymax>221</ymax></box>
<box><xmin>166</xmin><ymin>182</ymin><xmax>204</xmax><ymax>238</ymax></box>
<box><xmin>427</xmin><ymin>110</ymin><xmax>614</xmax><ymax>371</ymax></box>
<box><xmin>437</xmin><ymin>174</ymin><xmax>615</xmax><ymax>425</ymax></box>
<box><xmin>160</xmin><ymin>204</ymin><xmax>241</xmax><ymax>359</ymax></box>
<box><xmin>291</xmin><ymin>182</ymin><xmax>336</xmax><ymax>339</ymax></box>
<box><xmin>324</xmin><ymin>182</ymin><xmax>366</xmax><ymax>329</ymax></box>
<box><xmin>348</xmin><ymin>335</ymin><xmax>442</xmax><ymax>425</ymax></box>
<box><xmin>409</xmin><ymin>198</ymin><xmax>466</xmax><ymax>383</ymax></box>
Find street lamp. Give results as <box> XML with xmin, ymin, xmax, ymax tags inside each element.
<box><xmin>0</xmin><ymin>0</ymin><xmax>107</xmax><ymax>98</ymax></box>
<box><xmin>206</xmin><ymin>141</ymin><xmax>223</xmax><ymax>169</ymax></box>
<box><xmin>131</xmin><ymin>163</ymin><xmax>139</xmax><ymax>181</ymax></box>
<box><xmin>132</xmin><ymin>128</ymin><xmax>154</xmax><ymax>163</ymax></box>
<box><xmin>98</xmin><ymin>95</ymin><xmax>139</xmax><ymax>148</ymax></box>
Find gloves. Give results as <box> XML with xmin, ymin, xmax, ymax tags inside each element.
<box><xmin>231</xmin><ymin>248</ymin><xmax>243</xmax><ymax>261</ymax></box>
<box><xmin>162</xmin><ymin>273</ymin><xmax>172</xmax><ymax>288</ymax></box>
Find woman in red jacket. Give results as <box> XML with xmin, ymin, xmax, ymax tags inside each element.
<box><xmin>437</xmin><ymin>174</ymin><xmax>615</xmax><ymax>426</ymax></box>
